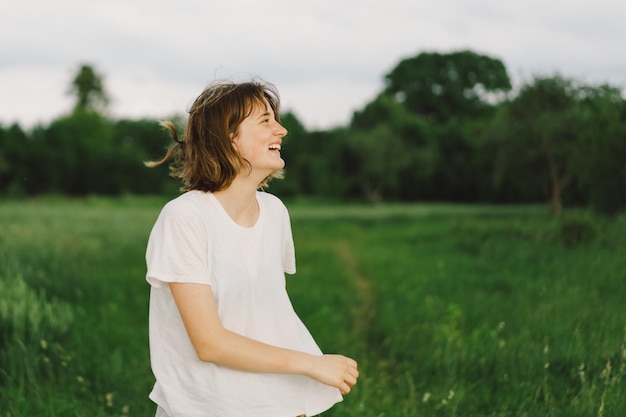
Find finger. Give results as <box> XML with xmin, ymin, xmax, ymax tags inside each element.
<box><xmin>345</xmin><ymin>374</ymin><xmax>357</xmax><ymax>386</ymax></box>
<box><xmin>344</xmin><ymin>367</ymin><xmax>359</xmax><ymax>381</ymax></box>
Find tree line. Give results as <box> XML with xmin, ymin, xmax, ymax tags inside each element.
<box><xmin>1</xmin><ymin>51</ymin><xmax>625</xmax><ymax>214</ymax></box>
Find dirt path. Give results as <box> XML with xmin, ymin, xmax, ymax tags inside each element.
<box><xmin>336</xmin><ymin>240</ymin><xmax>376</xmax><ymax>342</ymax></box>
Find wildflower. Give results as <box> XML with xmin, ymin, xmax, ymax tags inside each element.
<box><xmin>599</xmin><ymin>360</ymin><xmax>612</xmax><ymax>381</ymax></box>
<box><xmin>578</xmin><ymin>363</ymin><xmax>586</xmax><ymax>386</ymax></box>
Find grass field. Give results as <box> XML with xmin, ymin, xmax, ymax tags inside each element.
<box><xmin>1</xmin><ymin>196</ymin><xmax>625</xmax><ymax>417</ymax></box>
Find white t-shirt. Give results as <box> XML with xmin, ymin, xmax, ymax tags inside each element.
<box><xmin>145</xmin><ymin>190</ymin><xmax>342</xmax><ymax>417</ymax></box>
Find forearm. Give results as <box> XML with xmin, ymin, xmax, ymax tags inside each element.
<box><xmin>195</xmin><ymin>327</ymin><xmax>357</xmax><ymax>394</ymax></box>
<box><xmin>170</xmin><ymin>282</ymin><xmax>358</xmax><ymax>393</ymax></box>
<box><xmin>194</xmin><ymin>326</ymin><xmax>315</xmax><ymax>376</ymax></box>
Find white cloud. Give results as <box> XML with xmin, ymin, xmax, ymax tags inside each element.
<box><xmin>1</xmin><ymin>0</ymin><xmax>625</xmax><ymax>130</ymax></box>
<box><xmin>280</xmin><ymin>75</ymin><xmax>384</xmax><ymax>130</ymax></box>
<box><xmin>0</xmin><ymin>66</ymin><xmax>74</xmax><ymax>127</ymax></box>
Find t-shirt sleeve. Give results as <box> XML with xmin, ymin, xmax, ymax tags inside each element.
<box><xmin>282</xmin><ymin>205</ymin><xmax>296</xmax><ymax>275</ymax></box>
<box><xmin>145</xmin><ymin>200</ymin><xmax>213</xmax><ymax>289</ymax></box>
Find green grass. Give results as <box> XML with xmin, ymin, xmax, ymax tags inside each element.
<box><xmin>1</xmin><ymin>196</ymin><xmax>625</xmax><ymax>416</ymax></box>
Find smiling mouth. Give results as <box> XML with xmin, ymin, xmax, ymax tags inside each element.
<box><xmin>269</xmin><ymin>144</ymin><xmax>281</xmax><ymax>151</ymax></box>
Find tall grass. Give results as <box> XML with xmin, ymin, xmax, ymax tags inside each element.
<box><xmin>0</xmin><ymin>196</ymin><xmax>166</xmax><ymax>416</ymax></box>
<box><xmin>1</xmin><ymin>197</ymin><xmax>624</xmax><ymax>416</ymax></box>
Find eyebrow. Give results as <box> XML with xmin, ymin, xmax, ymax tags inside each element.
<box><xmin>256</xmin><ymin>111</ymin><xmax>272</xmax><ymax>120</ymax></box>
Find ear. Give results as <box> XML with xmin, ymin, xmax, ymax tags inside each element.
<box><xmin>230</xmin><ymin>133</ymin><xmax>239</xmax><ymax>150</ymax></box>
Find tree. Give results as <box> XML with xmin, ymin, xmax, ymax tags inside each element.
<box><xmin>519</xmin><ymin>76</ymin><xmax>588</xmax><ymax>214</ymax></box>
<box><xmin>341</xmin><ymin>124</ymin><xmax>404</xmax><ymax>202</ymax></box>
<box><xmin>473</xmin><ymin>106</ymin><xmax>546</xmax><ymax>204</ymax></box>
<box><xmin>43</xmin><ymin>111</ymin><xmax>116</xmax><ymax>195</ymax></box>
<box><xmin>268</xmin><ymin>111</ymin><xmax>310</xmax><ymax>197</ymax></box>
<box><xmin>383</xmin><ymin>50</ymin><xmax>512</xmax><ymax>123</ymax></box>
<box><xmin>0</xmin><ymin>123</ymin><xmax>31</xmax><ymax>196</ymax></box>
<box><xmin>485</xmin><ymin>75</ymin><xmax>626</xmax><ymax>215</ymax></box>
<box><xmin>574</xmin><ymin>84</ymin><xmax>626</xmax><ymax>214</ymax></box>
<box><xmin>67</xmin><ymin>64</ymin><xmax>109</xmax><ymax>113</ymax></box>
<box><xmin>112</xmin><ymin>119</ymin><xmax>174</xmax><ymax>194</ymax></box>
<box><xmin>349</xmin><ymin>94</ymin><xmax>429</xmax><ymax>201</ymax></box>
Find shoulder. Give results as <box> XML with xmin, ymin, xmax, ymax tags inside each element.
<box><xmin>148</xmin><ymin>192</ymin><xmax>216</xmax><ymax>248</ymax></box>
<box><xmin>257</xmin><ymin>191</ymin><xmax>288</xmax><ymax>213</ymax></box>
<box><xmin>161</xmin><ymin>191</ymin><xmax>208</xmax><ymax>216</ymax></box>
<box><xmin>157</xmin><ymin>191</ymin><xmax>214</xmax><ymax>228</ymax></box>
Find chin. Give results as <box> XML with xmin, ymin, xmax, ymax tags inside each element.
<box><xmin>274</xmin><ymin>159</ymin><xmax>286</xmax><ymax>170</ymax></box>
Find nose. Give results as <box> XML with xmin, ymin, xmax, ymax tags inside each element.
<box><xmin>275</xmin><ymin>122</ymin><xmax>288</xmax><ymax>137</ymax></box>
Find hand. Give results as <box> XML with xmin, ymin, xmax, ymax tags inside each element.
<box><xmin>308</xmin><ymin>354</ymin><xmax>359</xmax><ymax>394</ymax></box>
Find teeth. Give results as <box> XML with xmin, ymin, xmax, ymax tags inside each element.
<box><xmin>269</xmin><ymin>144</ymin><xmax>281</xmax><ymax>150</ymax></box>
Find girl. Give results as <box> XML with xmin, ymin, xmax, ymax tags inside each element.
<box><xmin>145</xmin><ymin>79</ymin><xmax>358</xmax><ymax>417</ymax></box>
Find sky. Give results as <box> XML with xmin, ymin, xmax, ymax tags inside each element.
<box><xmin>1</xmin><ymin>0</ymin><xmax>625</xmax><ymax>131</ymax></box>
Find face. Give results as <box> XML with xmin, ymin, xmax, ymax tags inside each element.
<box><xmin>233</xmin><ymin>98</ymin><xmax>288</xmax><ymax>178</ymax></box>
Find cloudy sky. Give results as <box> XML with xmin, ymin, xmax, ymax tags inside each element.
<box><xmin>1</xmin><ymin>0</ymin><xmax>624</xmax><ymax>130</ymax></box>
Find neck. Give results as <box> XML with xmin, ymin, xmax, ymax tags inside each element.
<box><xmin>213</xmin><ymin>176</ymin><xmax>261</xmax><ymax>227</ymax></box>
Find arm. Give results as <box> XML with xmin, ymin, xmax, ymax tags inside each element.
<box><xmin>170</xmin><ymin>282</ymin><xmax>359</xmax><ymax>394</ymax></box>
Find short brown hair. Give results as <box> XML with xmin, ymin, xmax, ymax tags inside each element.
<box><xmin>146</xmin><ymin>79</ymin><xmax>284</xmax><ymax>191</ymax></box>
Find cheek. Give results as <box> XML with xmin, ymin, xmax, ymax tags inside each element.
<box><xmin>233</xmin><ymin>141</ymin><xmax>256</xmax><ymax>160</ymax></box>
